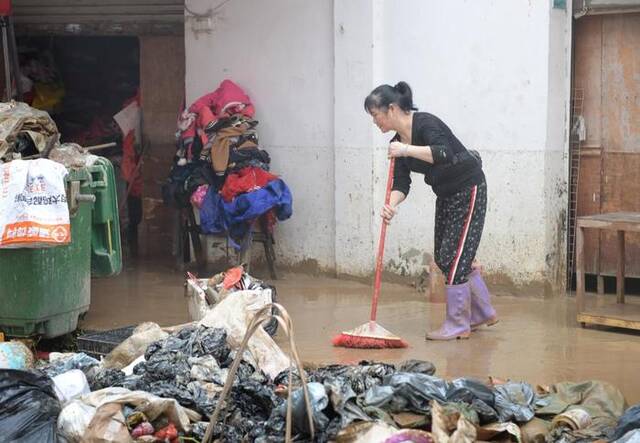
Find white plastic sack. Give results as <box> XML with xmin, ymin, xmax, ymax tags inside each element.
<box><xmin>186</xmin><ymin>273</ymin><xmax>274</xmax><ymax>322</ymax></box>
<box><xmin>52</xmin><ymin>369</ymin><xmax>90</xmax><ymax>404</ymax></box>
<box><xmin>186</xmin><ymin>279</ymin><xmax>210</xmax><ymax>322</ymax></box>
<box><xmin>102</xmin><ymin>322</ymin><xmax>168</xmax><ymax>370</ymax></box>
<box><xmin>82</xmin><ymin>387</ymin><xmax>201</xmax><ymax>432</ymax></box>
<box><xmin>58</xmin><ymin>387</ymin><xmax>201</xmax><ymax>442</ymax></box>
<box><xmin>199</xmin><ymin>289</ymin><xmax>289</xmax><ymax>380</ymax></box>
<box><xmin>57</xmin><ymin>399</ymin><xmax>96</xmax><ymax>443</ymax></box>
<box><xmin>0</xmin><ymin>159</ymin><xmax>70</xmax><ymax>248</ymax></box>
<box><xmin>614</xmin><ymin>429</ymin><xmax>640</xmax><ymax>443</ymax></box>
<box><xmin>336</xmin><ymin>422</ymin><xmax>398</xmax><ymax>443</ymax></box>
<box><xmin>83</xmin><ymin>402</ymin><xmax>132</xmax><ymax>443</ymax></box>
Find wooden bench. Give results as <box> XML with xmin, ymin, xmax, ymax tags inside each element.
<box><xmin>576</xmin><ymin>212</ymin><xmax>640</xmax><ymax>330</ymax></box>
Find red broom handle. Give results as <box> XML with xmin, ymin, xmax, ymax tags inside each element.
<box><xmin>370</xmin><ymin>157</ymin><xmax>395</xmax><ymax>322</ymax></box>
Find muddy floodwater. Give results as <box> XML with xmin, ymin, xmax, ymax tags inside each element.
<box><xmin>85</xmin><ymin>259</ymin><xmax>640</xmax><ymax>404</ymax></box>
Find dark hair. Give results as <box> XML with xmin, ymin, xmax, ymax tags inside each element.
<box><xmin>364</xmin><ymin>81</ymin><xmax>417</xmax><ymax>113</ymax></box>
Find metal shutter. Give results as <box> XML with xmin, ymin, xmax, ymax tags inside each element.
<box><xmin>12</xmin><ymin>0</ymin><xmax>184</xmax><ymax>35</ymax></box>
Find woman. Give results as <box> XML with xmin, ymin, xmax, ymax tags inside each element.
<box><xmin>364</xmin><ymin>81</ymin><xmax>497</xmax><ymax>340</ymax></box>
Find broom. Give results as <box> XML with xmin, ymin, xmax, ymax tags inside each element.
<box><xmin>332</xmin><ymin>157</ymin><xmax>408</xmax><ymax>349</ymax></box>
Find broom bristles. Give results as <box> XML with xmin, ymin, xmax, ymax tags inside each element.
<box><xmin>332</xmin><ymin>333</ymin><xmax>408</xmax><ymax>349</ymax></box>
<box><xmin>332</xmin><ymin>321</ymin><xmax>408</xmax><ymax>349</ymax></box>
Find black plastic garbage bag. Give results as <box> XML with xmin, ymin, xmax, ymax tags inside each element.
<box><xmin>322</xmin><ymin>376</ymin><xmax>370</xmax><ymax>426</ymax></box>
<box><xmin>447</xmin><ymin>378</ymin><xmax>499</xmax><ymax>424</ymax></box>
<box><xmin>310</xmin><ymin>361</ymin><xmax>396</xmax><ymax>395</ymax></box>
<box><xmin>494</xmin><ymin>381</ymin><xmax>536</xmax><ymax>423</ymax></box>
<box><xmin>277</xmin><ymin>382</ymin><xmax>330</xmax><ymax>436</ymax></box>
<box><xmin>470</xmin><ymin>398</ymin><xmax>500</xmax><ymax>424</ymax></box>
<box><xmin>40</xmin><ymin>352</ymin><xmax>100</xmax><ymax>380</ymax></box>
<box><xmin>89</xmin><ymin>367</ymin><xmax>125</xmax><ymax>390</ymax></box>
<box><xmin>0</xmin><ymin>369</ymin><xmax>61</xmax><ymax>443</ymax></box>
<box><xmin>612</xmin><ymin>404</ymin><xmax>640</xmax><ymax>441</ymax></box>
<box><xmin>274</xmin><ymin>366</ymin><xmax>304</xmax><ymax>388</ymax></box>
<box><xmin>233</xmin><ymin>378</ymin><xmax>280</xmax><ymax>421</ymax></box>
<box><xmin>398</xmin><ymin>360</ymin><xmax>436</xmax><ymax>376</ymax></box>
<box><xmin>188</xmin><ymin>327</ymin><xmax>231</xmax><ymax>363</ymax></box>
<box><xmin>447</xmin><ymin>378</ymin><xmax>495</xmax><ymax>405</ymax></box>
<box><xmin>364</xmin><ymin>373</ymin><xmax>449</xmax><ymax>413</ymax></box>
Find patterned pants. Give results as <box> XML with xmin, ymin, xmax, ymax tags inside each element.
<box><xmin>434</xmin><ymin>181</ymin><xmax>487</xmax><ymax>285</ymax></box>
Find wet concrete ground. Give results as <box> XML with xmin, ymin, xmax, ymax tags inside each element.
<box><xmin>85</xmin><ymin>260</ymin><xmax>640</xmax><ymax>404</ymax></box>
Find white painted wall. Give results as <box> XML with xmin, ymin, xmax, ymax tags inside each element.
<box><xmin>184</xmin><ymin>0</ymin><xmax>572</xmax><ymax>288</ymax></box>
<box><xmin>375</xmin><ymin>1</ymin><xmax>572</xmax><ymax>289</ymax></box>
<box><xmin>185</xmin><ymin>0</ymin><xmax>336</xmax><ymax>269</ymax></box>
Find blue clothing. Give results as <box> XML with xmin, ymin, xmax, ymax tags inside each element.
<box><xmin>200</xmin><ymin>178</ymin><xmax>292</xmax><ymax>247</ymax></box>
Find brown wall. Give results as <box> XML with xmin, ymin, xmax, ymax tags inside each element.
<box><xmin>139</xmin><ymin>35</ymin><xmax>185</xmax><ymax>257</ymax></box>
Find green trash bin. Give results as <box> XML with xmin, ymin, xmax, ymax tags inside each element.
<box><xmin>0</xmin><ymin>158</ymin><xmax>121</xmax><ymax>338</ymax></box>
<box><xmin>88</xmin><ymin>157</ymin><xmax>122</xmax><ymax>277</ymax></box>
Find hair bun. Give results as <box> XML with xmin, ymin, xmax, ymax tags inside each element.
<box><xmin>394</xmin><ymin>81</ymin><xmax>410</xmax><ymax>95</ymax></box>
<box><xmin>364</xmin><ymin>81</ymin><xmax>417</xmax><ymax>113</ymax></box>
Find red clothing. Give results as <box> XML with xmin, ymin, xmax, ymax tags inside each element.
<box><xmin>177</xmin><ymin>80</ymin><xmax>255</xmax><ymax>163</ymax></box>
<box><xmin>220</xmin><ymin>167</ymin><xmax>278</xmax><ymax>202</ymax></box>
<box><xmin>189</xmin><ymin>79</ymin><xmax>255</xmax><ymax>121</ymax></box>
<box><xmin>121</xmin><ymin>131</ymin><xmax>142</xmax><ymax>197</ymax></box>
<box><xmin>120</xmin><ymin>92</ymin><xmax>143</xmax><ymax>197</ymax></box>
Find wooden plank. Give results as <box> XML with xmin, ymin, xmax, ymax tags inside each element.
<box><xmin>617</xmin><ymin>230</ymin><xmax>625</xmax><ymax>303</ymax></box>
<box><xmin>602</xmin><ymin>14</ymin><xmax>640</xmax><ymax>154</ymax></box>
<box><xmin>573</xmin><ymin>16</ymin><xmax>603</xmax><ymax>147</ymax></box>
<box><xmin>579</xmin><ymin>149</ymin><xmax>603</xmax><ymax>157</ymax></box>
<box><xmin>578</xmin><ymin>303</ymin><xmax>640</xmax><ymax>331</ymax></box>
<box><xmin>600</xmin><ymin>158</ymin><xmax>640</xmax><ymax>224</ymax></box>
<box><xmin>576</xmin><ymin>154</ymin><xmax>602</xmax><ymax>274</ymax></box>
<box><xmin>599</xmin><ymin>154</ymin><xmax>640</xmax><ymax>276</ymax></box>
<box><xmin>578</xmin><ymin>220</ymin><xmax>640</xmax><ymax>232</ymax></box>
<box><xmin>579</xmin><ymin>212</ymin><xmax>640</xmax><ymax>223</ymax></box>
<box><xmin>597</xmin><ymin>208</ymin><xmax>604</xmax><ymax>295</ymax></box>
<box><xmin>598</xmin><ymin>14</ymin><xmax>640</xmax><ymax>277</ymax></box>
<box><xmin>575</xmin><ymin>14</ymin><xmax>640</xmax><ymax>279</ymax></box>
<box><xmin>573</xmin><ymin>17</ymin><xmax>603</xmax><ymax>277</ymax></box>
<box><xmin>578</xmin><ymin>313</ymin><xmax>640</xmax><ymax>331</ymax></box>
<box><xmin>576</xmin><ymin>226</ymin><xmax>586</xmax><ymax>314</ymax></box>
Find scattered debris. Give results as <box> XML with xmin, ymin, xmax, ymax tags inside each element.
<box><xmin>3</xmin><ymin>268</ymin><xmax>632</xmax><ymax>442</ymax></box>
<box><xmin>0</xmin><ymin>340</ymin><xmax>35</xmax><ymax>369</ymax></box>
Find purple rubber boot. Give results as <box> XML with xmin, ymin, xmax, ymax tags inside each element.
<box><xmin>468</xmin><ymin>269</ymin><xmax>498</xmax><ymax>330</ymax></box>
<box><xmin>426</xmin><ymin>283</ymin><xmax>471</xmax><ymax>340</ymax></box>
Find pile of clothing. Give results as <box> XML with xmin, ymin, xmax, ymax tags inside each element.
<box><xmin>164</xmin><ymin>80</ymin><xmax>292</xmax><ymax>247</ymax></box>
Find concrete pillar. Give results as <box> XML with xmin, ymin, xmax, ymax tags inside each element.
<box><xmin>333</xmin><ymin>0</ymin><xmax>386</xmax><ymax>276</ymax></box>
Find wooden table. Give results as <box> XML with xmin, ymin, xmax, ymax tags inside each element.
<box><xmin>576</xmin><ymin>212</ymin><xmax>640</xmax><ymax>330</ymax></box>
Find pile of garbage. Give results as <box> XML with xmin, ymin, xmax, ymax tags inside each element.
<box><xmin>0</xmin><ymin>100</ymin><xmax>103</xmax><ymax>168</ymax></box>
<box><xmin>2</xmin><ymin>346</ymin><xmax>639</xmax><ymax>442</ymax></box>
<box><xmin>0</xmin><ymin>101</ymin><xmax>59</xmax><ymax>161</ymax></box>
<box><xmin>1</xmin><ymin>268</ymin><xmax>639</xmax><ymax>442</ymax></box>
